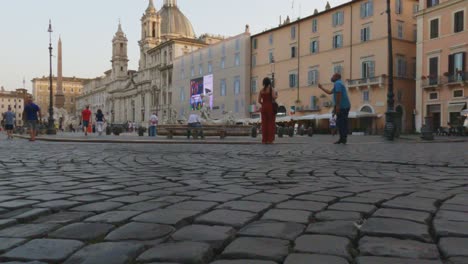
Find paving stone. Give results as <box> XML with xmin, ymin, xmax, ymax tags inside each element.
<box><xmin>242</xmin><ymin>193</ymin><xmax>290</xmax><ymax>203</ymax></box>
<box><xmin>439</xmin><ymin>237</ymin><xmax>468</xmax><ymax>257</ymax></box>
<box><xmin>33</xmin><ymin>200</ymin><xmax>81</xmax><ymax>210</ymax></box>
<box><xmin>84</xmin><ymin>211</ymin><xmax>141</xmax><ymax>224</ymax></box>
<box><xmin>382</xmin><ymin>196</ymin><xmax>437</xmax><ymax>213</ymax></box>
<box><xmin>434</xmin><ymin>220</ymin><xmax>468</xmax><ymax>238</ymax></box>
<box><xmin>195</xmin><ymin>193</ymin><xmax>242</xmax><ymax>202</ymax></box>
<box><xmin>119</xmin><ymin>201</ymin><xmax>168</xmax><ymax>211</ymax></box>
<box><xmin>166</xmin><ymin>201</ymin><xmax>219</xmax><ymax>211</ymax></box>
<box><xmin>69</xmin><ymin>195</ymin><xmax>110</xmax><ymax>202</ymax></box>
<box><xmin>49</xmin><ymin>222</ymin><xmax>114</xmax><ymax>241</ymax></box>
<box><xmin>0</xmin><ymin>200</ymin><xmax>39</xmax><ymax>209</ymax></box>
<box><xmin>356</xmin><ymin>256</ymin><xmax>443</xmax><ymax>264</ymax></box>
<box><xmin>108</xmin><ymin>195</ymin><xmax>152</xmax><ymax>203</ymax></box>
<box><xmin>2</xmin><ymin>239</ymin><xmax>84</xmax><ymax>262</ymax></box>
<box><xmin>133</xmin><ymin>209</ymin><xmax>201</xmax><ymax>227</ymax></box>
<box><xmin>436</xmin><ymin>210</ymin><xmax>468</xmax><ymax>222</ymax></box>
<box><xmin>172</xmin><ymin>225</ymin><xmax>235</xmax><ymax>250</ymax></box>
<box><xmin>216</xmin><ymin>201</ymin><xmax>272</xmax><ymax>213</ymax></box>
<box><xmin>295</xmin><ymin>194</ymin><xmax>338</xmax><ymax>203</ymax></box>
<box><xmin>448</xmin><ymin>257</ymin><xmax>468</xmax><ymax>264</ymax></box>
<box><xmin>275</xmin><ymin>200</ymin><xmax>327</xmax><ymax>212</ymax></box>
<box><xmin>361</xmin><ymin>218</ymin><xmax>432</xmax><ymax>242</ymax></box>
<box><xmin>210</xmin><ymin>260</ymin><xmax>276</xmax><ymax>264</ymax></box>
<box><xmin>152</xmin><ymin>196</ymin><xmax>191</xmax><ymax>203</ymax></box>
<box><xmin>63</xmin><ymin>242</ymin><xmax>145</xmax><ymax>264</ymax></box>
<box><xmin>0</xmin><ymin>219</ymin><xmax>17</xmax><ymax>229</ymax></box>
<box><xmin>327</xmin><ymin>202</ymin><xmax>377</xmax><ymax>216</ymax></box>
<box><xmin>238</xmin><ymin>221</ymin><xmax>305</xmax><ymax>240</ymax></box>
<box><xmin>28</xmin><ymin>193</ymin><xmax>71</xmax><ymax>201</ymax></box>
<box><xmin>137</xmin><ymin>241</ymin><xmax>213</xmax><ymax>264</ymax></box>
<box><xmin>314</xmin><ymin>211</ymin><xmax>362</xmax><ymax>221</ymax></box>
<box><xmin>105</xmin><ymin>222</ymin><xmax>174</xmax><ymax>241</ymax></box>
<box><xmin>373</xmin><ymin>208</ymin><xmax>431</xmax><ymax>224</ymax></box>
<box><xmin>71</xmin><ymin>201</ymin><xmax>123</xmax><ymax>212</ymax></box>
<box><xmin>306</xmin><ymin>220</ymin><xmax>358</xmax><ymax>239</ymax></box>
<box><xmin>261</xmin><ymin>209</ymin><xmax>311</xmax><ymax>224</ymax></box>
<box><xmin>342</xmin><ymin>196</ymin><xmax>386</xmax><ymax>204</ymax></box>
<box><xmin>294</xmin><ymin>235</ymin><xmax>351</xmax><ymax>260</ymax></box>
<box><xmin>359</xmin><ymin>236</ymin><xmax>440</xmax><ymax>259</ymax></box>
<box><xmin>221</xmin><ymin>237</ymin><xmax>290</xmax><ymax>262</ymax></box>
<box><xmin>0</xmin><ymin>238</ymin><xmax>26</xmax><ymax>253</ymax></box>
<box><xmin>284</xmin><ymin>253</ymin><xmax>349</xmax><ymax>264</ymax></box>
<box><xmin>0</xmin><ymin>261</ymin><xmax>47</xmax><ymax>264</ymax></box>
<box><xmin>34</xmin><ymin>211</ymin><xmax>94</xmax><ymax>224</ymax></box>
<box><xmin>440</xmin><ymin>204</ymin><xmax>468</xmax><ymax>212</ymax></box>
<box><xmin>0</xmin><ymin>223</ymin><xmax>59</xmax><ymax>238</ymax></box>
<box><xmin>0</xmin><ymin>195</ymin><xmax>21</xmax><ymax>203</ymax></box>
<box><xmin>195</xmin><ymin>209</ymin><xmax>257</xmax><ymax>228</ymax></box>
<box><xmin>445</xmin><ymin>196</ymin><xmax>468</xmax><ymax>206</ymax></box>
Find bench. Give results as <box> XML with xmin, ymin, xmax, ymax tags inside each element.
<box><xmin>164</xmin><ymin>126</ymin><xmax>226</xmax><ymax>139</ymax></box>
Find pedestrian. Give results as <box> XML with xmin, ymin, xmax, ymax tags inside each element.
<box><xmin>149</xmin><ymin>112</ymin><xmax>158</xmax><ymax>137</ymax></box>
<box><xmin>95</xmin><ymin>109</ymin><xmax>105</xmax><ymax>136</ymax></box>
<box><xmin>258</xmin><ymin>77</ymin><xmax>277</xmax><ymax>144</ymax></box>
<box><xmin>23</xmin><ymin>96</ymin><xmax>42</xmax><ymax>142</ymax></box>
<box><xmin>329</xmin><ymin>114</ymin><xmax>337</xmax><ymax>136</ymax></box>
<box><xmin>187</xmin><ymin>112</ymin><xmax>204</xmax><ymax>139</ymax></box>
<box><xmin>2</xmin><ymin>106</ymin><xmax>15</xmax><ymax>140</ymax></box>
<box><xmin>319</xmin><ymin>73</ymin><xmax>351</xmax><ymax>144</ymax></box>
<box><xmin>81</xmin><ymin>105</ymin><xmax>92</xmax><ymax>136</ymax></box>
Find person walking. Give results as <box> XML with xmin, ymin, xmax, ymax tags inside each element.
<box><xmin>258</xmin><ymin>77</ymin><xmax>277</xmax><ymax>144</ymax></box>
<box><xmin>149</xmin><ymin>112</ymin><xmax>158</xmax><ymax>137</ymax></box>
<box><xmin>95</xmin><ymin>109</ymin><xmax>105</xmax><ymax>136</ymax></box>
<box><xmin>319</xmin><ymin>73</ymin><xmax>351</xmax><ymax>144</ymax></box>
<box><xmin>23</xmin><ymin>96</ymin><xmax>42</xmax><ymax>142</ymax></box>
<box><xmin>81</xmin><ymin>105</ymin><xmax>92</xmax><ymax>136</ymax></box>
<box><xmin>2</xmin><ymin>106</ymin><xmax>15</xmax><ymax>140</ymax></box>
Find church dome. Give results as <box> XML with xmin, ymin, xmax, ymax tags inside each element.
<box><xmin>158</xmin><ymin>3</ymin><xmax>196</xmax><ymax>39</ymax></box>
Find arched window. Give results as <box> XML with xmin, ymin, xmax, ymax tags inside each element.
<box><xmin>361</xmin><ymin>106</ymin><xmax>373</xmax><ymax>113</ymax></box>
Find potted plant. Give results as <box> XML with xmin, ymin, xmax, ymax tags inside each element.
<box><xmin>112</xmin><ymin>126</ymin><xmax>123</xmax><ymax>136</ymax></box>
<box><xmin>138</xmin><ymin>126</ymin><xmax>147</xmax><ymax>136</ymax></box>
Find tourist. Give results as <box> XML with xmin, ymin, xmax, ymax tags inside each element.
<box><xmin>319</xmin><ymin>73</ymin><xmax>351</xmax><ymax>144</ymax></box>
<box><xmin>95</xmin><ymin>109</ymin><xmax>105</xmax><ymax>136</ymax></box>
<box><xmin>149</xmin><ymin>112</ymin><xmax>158</xmax><ymax>137</ymax></box>
<box><xmin>258</xmin><ymin>77</ymin><xmax>277</xmax><ymax>144</ymax></box>
<box><xmin>2</xmin><ymin>106</ymin><xmax>15</xmax><ymax>140</ymax></box>
<box><xmin>81</xmin><ymin>105</ymin><xmax>92</xmax><ymax>136</ymax></box>
<box><xmin>187</xmin><ymin>112</ymin><xmax>203</xmax><ymax>139</ymax></box>
<box><xmin>23</xmin><ymin>96</ymin><xmax>42</xmax><ymax>142</ymax></box>
<box><xmin>329</xmin><ymin>114</ymin><xmax>337</xmax><ymax>136</ymax></box>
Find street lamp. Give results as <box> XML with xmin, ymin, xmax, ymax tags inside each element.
<box><xmin>384</xmin><ymin>0</ymin><xmax>396</xmax><ymax>140</ymax></box>
<box><xmin>270</xmin><ymin>55</ymin><xmax>275</xmax><ymax>88</ymax></box>
<box><xmin>47</xmin><ymin>20</ymin><xmax>56</xmax><ymax>135</ymax></box>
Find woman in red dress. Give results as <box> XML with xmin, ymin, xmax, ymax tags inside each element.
<box><xmin>258</xmin><ymin>77</ymin><xmax>277</xmax><ymax>144</ymax></box>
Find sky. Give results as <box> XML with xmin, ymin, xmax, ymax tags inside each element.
<box><xmin>0</xmin><ymin>0</ymin><xmax>347</xmax><ymax>92</ymax></box>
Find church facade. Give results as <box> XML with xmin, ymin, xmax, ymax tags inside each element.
<box><xmin>77</xmin><ymin>0</ymin><xmax>223</xmax><ymax>126</ymax></box>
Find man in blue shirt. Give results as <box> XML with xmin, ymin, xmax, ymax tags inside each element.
<box><xmin>318</xmin><ymin>73</ymin><xmax>351</xmax><ymax>144</ymax></box>
<box><xmin>2</xmin><ymin>106</ymin><xmax>15</xmax><ymax>140</ymax></box>
<box><xmin>23</xmin><ymin>96</ymin><xmax>42</xmax><ymax>141</ymax></box>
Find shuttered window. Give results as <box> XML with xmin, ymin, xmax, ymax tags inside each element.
<box><xmin>430</xmin><ymin>19</ymin><xmax>439</xmax><ymax>39</ymax></box>
<box><xmin>454</xmin><ymin>11</ymin><xmax>464</xmax><ymax>33</ymax></box>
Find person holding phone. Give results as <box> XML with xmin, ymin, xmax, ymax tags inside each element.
<box><xmin>318</xmin><ymin>73</ymin><xmax>351</xmax><ymax>144</ymax></box>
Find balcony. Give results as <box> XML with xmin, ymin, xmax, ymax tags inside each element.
<box><xmin>421</xmin><ymin>76</ymin><xmax>442</xmax><ymax>89</ymax></box>
<box><xmin>347</xmin><ymin>76</ymin><xmax>385</xmax><ymax>89</ymax></box>
<box><xmin>446</xmin><ymin>72</ymin><xmax>468</xmax><ymax>86</ymax></box>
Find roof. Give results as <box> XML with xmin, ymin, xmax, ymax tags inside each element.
<box><xmin>158</xmin><ymin>4</ymin><xmax>196</xmax><ymax>39</ymax></box>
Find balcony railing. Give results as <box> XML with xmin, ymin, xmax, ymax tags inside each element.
<box><xmin>446</xmin><ymin>72</ymin><xmax>468</xmax><ymax>84</ymax></box>
<box><xmin>347</xmin><ymin>76</ymin><xmax>385</xmax><ymax>89</ymax></box>
<box><xmin>421</xmin><ymin>76</ymin><xmax>441</xmax><ymax>88</ymax></box>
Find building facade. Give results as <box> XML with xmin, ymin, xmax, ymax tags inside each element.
<box><xmin>415</xmin><ymin>0</ymin><xmax>467</xmax><ymax>132</ymax></box>
<box><xmin>32</xmin><ymin>76</ymin><xmax>86</xmax><ymax>116</ymax></box>
<box><xmin>172</xmin><ymin>28</ymin><xmax>251</xmax><ymax>121</ymax></box>
<box><xmin>77</xmin><ymin>0</ymin><xmax>222</xmax><ymax>126</ymax></box>
<box><xmin>0</xmin><ymin>87</ymin><xmax>30</xmax><ymax>126</ymax></box>
<box><xmin>251</xmin><ymin>0</ymin><xmax>418</xmax><ymax>134</ymax></box>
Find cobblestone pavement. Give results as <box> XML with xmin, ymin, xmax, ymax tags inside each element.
<box><xmin>0</xmin><ymin>134</ymin><xmax>467</xmax><ymax>264</ymax></box>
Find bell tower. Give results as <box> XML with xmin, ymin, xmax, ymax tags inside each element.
<box><xmin>139</xmin><ymin>0</ymin><xmax>161</xmax><ymax>70</ymax></box>
<box><xmin>112</xmin><ymin>22</ymin><xmax>129</xmax><ymax>79</ymax></box>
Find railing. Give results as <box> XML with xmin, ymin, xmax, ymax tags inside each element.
<box><xmin>347</xmin><ymin>76</ymin><xmax>385</xmax><ymax>89</ymax></box>
<box><xmin>421</xmin><ymin>76</ymin><xmax>441</xmax><ymax>88</ymax></box>
<box><xmin>446</xmin><ymin>72</ymin><xmax>468</xmax><ymax>84</ymax></box>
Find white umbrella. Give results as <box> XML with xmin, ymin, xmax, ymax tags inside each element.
<box><xmin>461</xmin><ymin>109</ymin><xmax>468</xmax><ymax>116</ymax></box>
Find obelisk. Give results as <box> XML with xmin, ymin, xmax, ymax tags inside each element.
<box><xmin>55</xmin><ymin>36</ymin><xmax>65</xmax><ymax>108</ymax></box>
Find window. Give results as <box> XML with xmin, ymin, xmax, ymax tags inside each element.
<box><xmin>235</xmin><ymin>53</ymin><xmax>240</xmax><ymax>66</ymax></box>
<box><xmin>289</xmin><ymin>73</ymin><xmax>297</xmax><ymax>88</ymax></box>
<box><xmin>291</xmin><ymin>26</ymin><xmax>296</xmax><ymax>39</ymax></box>
<box><xmin>395</xmin><ymin>0</ymin><xmax>402</xmax><ymax>14</ymax></box>
<box><xmin>333</xmin><ymin>34</ymin><xmax>343</xmax><ymax>49</ymax></box>
<box><xmin>310</xmin><ymin>40</ymin><xmax>319</xmax><ymax>54</ymax></box>
<box><xmin>179</xmin><ymin>87</ymin><xmax>185</xmax><ymax>102</ymax></box>
<box><xmin>269</xmin><ymin>50</ymin><xmax>274</xmax><ymax>63</ymax></box>
<box><xmin>413</xmin><ymin>4</ymin><xmax>419</xmax><ymax>13</ymax></box>
<box><xmin>252</xmin><ymin>55</ymin><xmax>256</xmax><ymax>67</ymax></box>
<box><xmin>454</xmin><ymin>11</ymin><xmax>464</xmax><ymax>33</ymax></box>
<box><xmin>234</xmin><ymin>77</ymin><xmax>241</xmax><ymax>95</ymax></box>
<box><xmin>208</xmin><ymin>48</ymin><xmax>213</xmax><ymax>59</ymax></box>
<box><xmin>235</xmin><ymin>39</ymin><xmax>240</xmax><ymax>51</ymax></box>
<box><xmin>199</xmin><ymin>64</ymin><xmax>203</xmax><ymax>75</ymax></box>
<box><xmin>429</xmin><ymin>92</ymin><xmax>438</xmax><ymax>100</ymax></box>
<box><xmin>190</xmin><ymin>66</ymin><xmax>195</xmax><ymax>77</ymax></box>
<box><xmin>361</xmin><ymin>26</ymin><xmax>371</xmax><ymax>42</ymax></box>
<box><xmin>363</xmin><ymin>90</ymin><xmax>370</xmax><ymax>102</ymax></box>
<box><xmin>448</xmin><ymin>52</ymin><xmax>466</xmax><ymax>81</ymax></box>
<box><xmin>220</xmin><ymin>79</ymin><xmax>227</xmax><ymax>96</ymax></box>
<box><xmin>333</xmin><ymin>11</ymin><xmax>344</xmax><ymax>27</ymax></box>
<box><xmin>307</xmin><ymin>69</ymin><xmax>319</xmax><ymax>86</ymax></box>
<box><xmin>413</xmin><ymin>25</ymin><xmax>417</xmax><ymax>42</ymax></box>
<box><xmin>235</xmin><ymin>100</ymin><xmax>239</xmax><ymax>113</ymax></box>
<box><xmin>429</xmin><ymin>57</ymin><xmax>439</xmax><ymax>85</ymax></box>
<box><xmin>396</xmin><ymin>56</ymin><xmax>407</xmax><ymax>78</ymax></box>
<box><xmin>199</xmin><ymin>52</ymin><xmax>203</xmax><ymax>61</ymax></box>
<box><xmin>253</xmin><ymin>39</ymin><xmax>258</xmax><ymax>49</ymax></box>
<box><xmin>251</xmin><ymin>78</ymin><xmax>257</xmax><ymax>93</ymax></box>
<box><xmin>269</xmin><ymin>34</ymin><xmax>274</xmax><ymax>45</ymax></box>
<box><xmin>397</xmin><ymin>22</ymin><xmax>404</xmax><ymax>39</ymax></box>
<box><xmin>291</xmin><ymin>46</ymin><xmax>297</xmax><ymax>58</ymax></box>
<box><xmin>221</xmin><ymin>44</ymin><xmax>226</xmax><ymax>56</ymax></box>
<box><xmin>221</xmin><ymin>57</ymin><xmax>226</xmax><ymax>69</ymax></box>
<box><xmin>426</xmin><ymin>0</ymin><xmax>439</xmax><ymax>8</ymax></box>
<box><xmin>361</xmin><ymin>0</ymin><xmax>374</xmax><ymax>18</ymax></box>
<box><xmin>208</xmin><ymin>62</ymin><xmax>213</xmax><ymax>73</ymax></box>
<box><xmin>362</xmin><ymin>60</ymin><xmax>375</xmax><ymax>79</ymax></box>
<box><xmin>334</xmin><ymin>64</ymin><xmax>343</xmax><ymax>75</ymax></box>
<box><xmin>454</xmin><ymin>90</ymin><xmax>464</xmax><ymax>98</ymax></box>
<box><xmin>430</xmin><ymin>18</ymin><xmax>439</xmax><ymax>39</ymax></box>
<box><xmin>312</xmin><ymin>19</ymin><xmax>318</xmax><ymax>33</ymax></box>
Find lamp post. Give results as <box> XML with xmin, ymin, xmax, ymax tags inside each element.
<box><xmin>270</xmin><ymin>56</ymin><xmax>275</xmax><ymax>88</ymax></box>
<box><xmin>384</xmin><ymin>0</ymin><xmax>396</xmax><ymax>140</ymax></box>
<box><xmin>47</xmin><ymin>20</ymin><xmax>56</xmax><ymax>135</ymax></box>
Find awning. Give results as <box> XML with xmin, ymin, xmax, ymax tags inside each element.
<box><xmin>448</xmin><ymin>103</ymin><xmax>466</xmax><ymax>113</ymax></box>
<box><xmin>317</xmin><ymin>112</ymin><xmax>377</xmax><ymax>119</ymax></box>
<box><xmin>276</xmin><ymin>116</ymin><xmax>292</xmax><ymax>122</ymax></box>
<box><xmin>294</xmin><ymin>114</ymin><xmax>318</xmax><ymax>120</ymax></box>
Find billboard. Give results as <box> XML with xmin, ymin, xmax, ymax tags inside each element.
<box><xmin>190</xmin><ymin>74</ymin><xmax>213</xmax><ymax>110</ymax></box>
